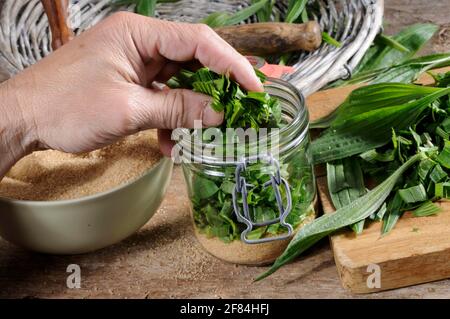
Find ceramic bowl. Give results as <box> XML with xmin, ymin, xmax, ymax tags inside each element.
<box><xmin>0</xmin><ymin>157</ymin><xmax>173</xmax><ymax>254</ymax></box>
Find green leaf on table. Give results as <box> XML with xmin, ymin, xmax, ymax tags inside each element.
<box><xmin>381</xmin><ymin>192</ymin><xmax>404</xmax><ymax>235</ymax></box>
<box><xmin>412</xmin><ymin>201</ymin><xmax>441</xmax><ymax>217</ymax></box>
<box><xmin>327</xmin><ymin>157</ymin><xmax>367</xmax><ymax>234</ymax></box>
<box><xmin>333</xmin><ymin>53</ymin><xmax>450</xmax><ymax>87</ymax></box>
<box><xmin>256</xmin><ymin>154</ymin><xmax>422</xmax><ymax>280</ymax></box>
<box><xmin>375</xmin><ymin>203</ymin><xmax>388</xmax><ymax>221</ymax></box>
<box><xmin>327</xmin><ymin>158</ymin><xmax>366</xmax><ymax>208</ymax></box>
<box><xmin>360</xmin><ymin>148</ymin><xmax>396</xmax><ymax>163</ymax></box>
<box><xmin>312</xmin><ymin>86</ymin><xmax>450</xmax><ymax>164</ymax></box>
<box><xmin>398</xmin><ymin>184</ymin><xmax>428</xmax><ymax>203</ymax></box>
<box><xmin>331</xmin><ymin>83</ymin><xmax>440</xmax><ymax>127</ymax></box>
<box><xmin>328</xmin><ymin>24</ymin><xmax>442</xmax><ymax>87</ymax></box>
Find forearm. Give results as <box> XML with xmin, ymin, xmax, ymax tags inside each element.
<box><xmin>0</xmin><ymin>79</ymin><xmax>36</xmax><ymax>178</ymax></box>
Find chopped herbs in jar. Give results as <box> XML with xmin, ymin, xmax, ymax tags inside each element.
<box><xmin>169</xmin><ymin>69</ymin><xmax>316</xmax><ymax>264</ymax></box>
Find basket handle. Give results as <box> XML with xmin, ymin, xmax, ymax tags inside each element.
<box><xmin>41</xmin><ymin>0</ymin><xmax>74</xmax><ymax>50</ymax></box>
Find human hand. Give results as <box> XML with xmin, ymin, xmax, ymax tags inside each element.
<box><xmin>1</xmin><ymin>12</ymin><xmax>262</xmax><ymax>166</ymax></box>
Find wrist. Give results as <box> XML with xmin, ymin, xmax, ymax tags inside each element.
<box><xmin>0</xmin><ymin>78</ymin><xmax>38</xmax><ymax>177</ymax></box>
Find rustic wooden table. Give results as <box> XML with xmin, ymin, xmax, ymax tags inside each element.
<box><xmin>1</xmin><ymin>0</ymin><xmax>449</xmax><ymax>299</ymax></box>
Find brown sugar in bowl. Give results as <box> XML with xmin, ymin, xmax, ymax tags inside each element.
<box><xmin>0</xmin><ymin>130</ymin><xmax>173</xmax><ymax>254</ymax></box>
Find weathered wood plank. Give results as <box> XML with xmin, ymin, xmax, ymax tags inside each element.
<box><xmin>0</xmin><ymin>0</ymin><xmax>449</xmax><ymax>298</ymax></box>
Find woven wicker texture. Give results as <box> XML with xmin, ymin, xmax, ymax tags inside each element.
<box><xmin>0</xmin><ymin>0</ymin><xmax>383</xmax><ymax>95</ymax></box>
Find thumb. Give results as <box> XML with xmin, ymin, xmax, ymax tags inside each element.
<box><xmin>129</xmin><ymin>87</ymin><xmax>224</xmax><ymax>130</ymax></box>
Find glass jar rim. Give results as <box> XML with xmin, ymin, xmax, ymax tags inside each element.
<box><xmin>175</xmin><ymin>78</ymin><xmax>309</xmax><ymax>165</ymax></box>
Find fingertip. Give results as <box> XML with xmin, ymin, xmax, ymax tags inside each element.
<box><xmin>197</xmin><ymin>33</ymin><xmax>264</xmax><ymax>92</ymax></box>
<box><xmin>233</xmin><ymin>56</ymin><xmax>264</xmax><ymax>92</ymax></box>
<box><xmin>238</xmin><ymin>72</ymin><xmax>264</xmax><ymax>92</ymax></box>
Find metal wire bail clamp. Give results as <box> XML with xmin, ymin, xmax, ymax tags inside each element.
<box><xmin>232</xmin><ymin>154</ymin><xmax>293</xmax><ymax>244</ymax></box>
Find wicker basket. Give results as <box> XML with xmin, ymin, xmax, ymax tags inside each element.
<box><xmin>0</xmin><ymin>0</ymin><xmax>383</xmax><ymax>95</ymax></box>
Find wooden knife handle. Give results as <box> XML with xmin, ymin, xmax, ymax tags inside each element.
<box><xmin>41</xmin><ymin>0</ymin><xmax>74</xmax><ymax>50</ymax></box>
<box><xmin>215</xmin><ymin>21</ymin><xmax>322</xmax><ymax>56</ymax></box>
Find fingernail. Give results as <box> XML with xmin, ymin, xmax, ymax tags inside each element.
<box><xmin>202</xmin><ymin>101</ymin><xmax>224</xmax><ymax>126</ymax></box>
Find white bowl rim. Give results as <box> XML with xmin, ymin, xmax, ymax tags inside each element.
<box><xmin>0</xmin><ymin>156</ymin><xmax>172</xmax><ymax>207</ymax></box>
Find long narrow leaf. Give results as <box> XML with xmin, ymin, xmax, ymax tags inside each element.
<box><xmin>333</xmin><ymin>84</ymin><xmax>441</xmax><ymax>125</ymax></box>
<box><xmin>312</xmin><ymin>87</ymin><xmax>450</xmax><ymax>164</ymax></box>
<box><xmin>356</xmin><ymin>23</ymin><xmax>438</xmax><ymax>73</ymax></box>
<box><xmin>256</xmin><ymin>154</ymin><xmax>422</xmax><ymax>280</ymax></box>
<box><xmin>203</xmin><ymin>0</ymin><xmax>269</xmax><ymax>27</ymax></box>
<box><xmin>201</xmin><ymin>12</ymin><xmax>231</xmax><ymax>28</ymax></box>
<box><xmin>137</xmin><ymin>0</ymin><xmax>156</xmax><ymax>16</ymax></box>
<box><xmin>327</xmin><ymin>158</ymin><xmax>366</xmax><ymax>209</ymax></box>
<box><xmin>310</xmin><ymin>108</ymin><xmax>339</xmax><ymax>129</ymax></box>
<box><xmin>322</xmin><ymin>32</ymin><xmax>342</xmax><ymax>48</ymax></box>
<box><xmin>372</xmin><ymin>53</ymin><xmax>450</xmax><ymax>84</ymax></box>
<box><xmin>412</xmin><ymin>201</ymin><xmax>441</xmax><ymax>217</ymax></box>
<box><xmin>375</xmin><ymin>34</ymin><xmax>411</xmax><ymax>53</ymax></box>
<box><xmin>327</xmin><ymin>158</ymin><xmax>367</xmax><ymax>234</ymax></box>
<box><xmin>285</xmin><ymin>0</ymin><xmax>307</xmax><ymax>23</ymax></box>
<box><xmin>315</xmin><ymin>83</ymin><xmax>441</xmax><ymax>129</ymax></box>
<box><xmin>253</xmin><ymin>0</ymin><xmax>274</xmax><ymax>22</ymax></box>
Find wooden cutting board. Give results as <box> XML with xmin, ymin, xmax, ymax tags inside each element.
<box><xmin>307</xmin><ymin>67</ymin><xmax>450</xmax><ymax>294</ymax></box>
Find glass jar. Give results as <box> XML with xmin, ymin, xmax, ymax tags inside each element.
<box><xmin>176</xmin><ymin>79</ymin><xmax>316</xmax><ymax>265</ymax></box>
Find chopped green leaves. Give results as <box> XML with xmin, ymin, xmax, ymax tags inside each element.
<box><xmin>398</xmin><ymin>184</ymin><xmax>428</xmax><ymax>203</ymax></box>
<box><xmin>327</xmin><ymin>158</ymin><xmax>367</xmax><ymax>234</ymax></box>
<box><xmin>257</xmin><ymin>154</ymin><xmax>422</xmax><ymax>280</ymax></box>
<box><xmin>311</xmin><ymin>85</ymin><xmax>450</xmax><ymax>164</ymax></box>
<box><xmin>174</xmin><ymin>68</ymin><xmax>315</xmax><ymax>243</ymax></box>
<box><xmin>168</xmin><ymin>67</ymin><xmax>281</xmax><ymax>130</ymax></box>
<box><xmin>437</xmin><ymin>140</ymin><xmax>450</xmax><ymax>169</ymax></box>
<box><xmin>412</xmin><ymin>201</ymin><xmax>441</xmax><ymax>217</ymax></box>
<box><xmin>262</xmin><ymin>68</ymin><xmax>450</xmax><ymax>279</ymax></box>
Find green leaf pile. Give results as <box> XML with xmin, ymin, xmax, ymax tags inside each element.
<box><xmin>167</xmin><ymin>68</ymin><xmax>281</xmax><ymax>130</ymax></box>
<box><xmin>258</xmin><ymin>71</ymin><xmax>450</xmax><ymax>280</ymax></box>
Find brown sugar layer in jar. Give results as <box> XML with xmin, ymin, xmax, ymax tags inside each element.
<box><xmin>193</xmin><ymin>206</ymin><xmax>316</xmax><ymax>266</ymax></box>
<box><xmin>0</xmin><ymin>130</ymin><xmax>162</xmax><ymax>201</ymax></box>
